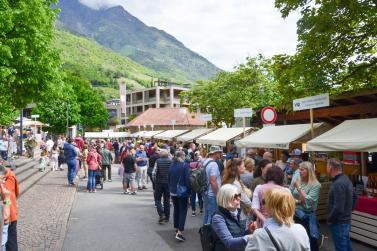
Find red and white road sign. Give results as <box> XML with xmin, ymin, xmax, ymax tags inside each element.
<box><xmin>261</xmin><ymin>106</ymin><xmax>277</xmax><ymax>124</ymax></box>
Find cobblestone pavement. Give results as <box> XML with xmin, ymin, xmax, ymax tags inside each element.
<box><xmin>18</xmin><ymin>169</ymin><xmax>77</xmax><ymax>251</ymax></box>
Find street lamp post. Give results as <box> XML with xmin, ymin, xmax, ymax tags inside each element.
<box><xmin>31</xmin><ymin>114</ymin><xmax>40</xmax><ymax>135</ymax></box>
<box><xmin>66</xmin><ymin>103</ymin><xmax>70</xmax><ymax>138</ymax></box>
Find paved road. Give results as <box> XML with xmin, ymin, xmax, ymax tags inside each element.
<box><xmin>62</xmin><ymin>164</ymin><xmax>376</xmax><ymax>251</ymax></box>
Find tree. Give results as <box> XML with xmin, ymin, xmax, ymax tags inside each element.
<box><xmin>0</xmin><ymin>101</ymin><xmax>17</xmax><ymax>126</ymax></box>
<box><xmin>67</xmin><ymin>73</ymin><xmax>109</xmax><ymax>130</ymax></box>
<box><xmin>0</xmin><ymin>0</ymin><xmax>61</xmax><ymax>108</ymax></box>
<box><xmin>273</xmin><ymin>0</ymin><xmax>377</xmax><ymax>96</ymax></box>
<box><xmin>181</xmin><ymin>56</ymin><xmax>277</xmax><ymax>126</ymax></box>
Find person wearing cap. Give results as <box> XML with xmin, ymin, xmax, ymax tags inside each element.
<box><xmin>203</xmin><ymin>145</ymin><xmax>223</xmax><ymax>225</ymax></box>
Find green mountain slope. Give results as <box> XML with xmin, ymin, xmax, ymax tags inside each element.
<box><xmin>56</xmin><ymin>0</ymin><xmax>222</xmax><ymax>83</ymax></box>
<box><xmin>54</xmin><ymin>29</ymin><xmax>167</xmax><ymax>100</ymax></box>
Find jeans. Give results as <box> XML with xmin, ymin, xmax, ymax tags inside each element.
<box><xmin>6</xmin><ymin>221</ymin><xmax>17</xmax><ymax>251</ymax></box>
<box><xmin>136</xmin><ymin>165</ymin><xmax>147</xmax><ymax>187</ymax></box>
<box><xmin>172</xmin><ymin>196</ymin><xmax>188</xmax><ymax>231</ymax></box>
<box><xmin>67</xmin><ymin>159</ymin><xmax>76</xmax><ymax>184</ymax></box>
<box><xmin>203</xmin><ymin>194</ymin><xmax>217</xmax><ymax>225</ymax></box>
<box><xmin>148</xmin><ymin>173</ymin><xmax>155</xmax><ymax>190</ymax></box>
<box><xmin>1</xmin><ymin>224</ymin><xmax>9</xmax><ymax>251</ymax></box>
<box><xmin>87</xmin><ymin>170</ymin><xmax>96</xmax><ymax>190</ymax></box>
<box><xmin>294</xmin><ymin>213</ymin><xmax>319</xmax><ymax>251</ymax></box>
<box><xmin>191</xmin><ymin>192</ymin><xmax>203</xmax><ymax>212</ymax></box>
<box><xmin>330</xmin><ymin>223</ymin><xmax>353</xmax><ymax>251</ymax></box>
<box><xmin>154</xmin><ymin>183</ymin><xmax>170</xmax><ymax>218</ymax></box>
<box><xmin>102</xmin><ymin>165</ymin><xmax>111</xmax><ymax>180</ymax></box>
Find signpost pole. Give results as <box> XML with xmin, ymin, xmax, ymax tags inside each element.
<box><xmin>310</xmin><ymin>108</ymin><xmax>314</xmax><ymax>138</ymax></box>
<box><xmin>242</xmin><ymin>117</ymin><xmax>246</xmax><ymax>137</ymax></box>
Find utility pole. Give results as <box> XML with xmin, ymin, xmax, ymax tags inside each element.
<box><xmin>66</xmin><ymin>103</ymin><xmax>70</xmax><ymax>138</ymax></box>
<box><xmin>19</xmin><ymin>109</ymin><xmax>23</xmax><ymax>155</ymax></box>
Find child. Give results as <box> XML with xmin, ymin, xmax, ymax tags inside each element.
<box><xmin>58</xmin><ymin>147</ymin><xmax>66</xmax><ymax>171</ymax></box>
<box><xmin>39</xmin><ymin>148</ymin><xmax>48</xmax><ymax>172</ymax></box>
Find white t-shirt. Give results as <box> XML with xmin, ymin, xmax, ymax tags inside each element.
<box><xmin>204</xmin><ymin>158</ymin><xmax>221</xmax><ymax>197</ymax></box>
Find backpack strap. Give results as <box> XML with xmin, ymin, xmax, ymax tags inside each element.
<box><xmin>264</xmin><ymin>227</ymin><xmax>281</xmax><ymax>251</ymax></box>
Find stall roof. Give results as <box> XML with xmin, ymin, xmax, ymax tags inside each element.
<box><xmin>154</xmin><ymin>130</ymin><xmax>189</xmax><ymax>141</ymax></box>
<box><xmin>196</xmin><ymin>127</ymin><xmax>252</xmax><ymax>146</ymax></box>
<box><xmin>307</xmin><ymin>118</ymin><xmax>377</xmax><ymax>152</ymax></box>
<box><xmin>176</xmin><ymin>128</ymin><xmax>214</xmax><ymax>142</ymax></box>
<box><xmin>131</xmin><ymin>131</ymin><xmax>147</xmax><ymax>138</ymax></box>
<box><xmin>85</xmin><ymin>132</ymin><xmax>130</xmax><ymax>138</ymax></box>
<box><xmin>141</xmin><ymin>131</ymin><xmax>164</xmax><ymax>138</ymax></box>
<box><xmin>235</xmin><ymin>123</ymin><xmax>323</xmax><ymax>149</ymax></box>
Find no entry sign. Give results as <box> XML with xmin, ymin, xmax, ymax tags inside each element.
<box><xmin>261</xmin><ymin>106</ymin><xmax>277</xmax><ymax>124</ymax></box>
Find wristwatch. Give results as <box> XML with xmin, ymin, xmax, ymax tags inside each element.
<box><xmin>3</xmin><ymin>199</ymin><xmax>11</xmax><ymax>206</ymax></box>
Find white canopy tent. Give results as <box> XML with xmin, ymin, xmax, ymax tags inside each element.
<box><xmin>141</xmin><ymin>131</ymin><xmax>164</xmax><ymax>138</ymax></box>
<box><xmin>85</xmin><ymin>131</ymin><xmax>130</xmax><ymax>139</ymax></box>
<box><xmin>196</xmin><ymin>127</ymin><xmax>252</xmax><ymax>146</ymax></box>
<box><xmin>176</xmin><ymin>128</ymin><xmax>214</xmax><ymax>142</ymax></box>
<box><xmin>154</xmin><ymin>130</ymin><xmax>188</xmax><ymax>141</ymax></box>
<box><xmin>108</xmin><ymin>132</ymin><xmax>130</xmax><ymax>138</ymax></box>
<box><xmin>235</xmin><ymin>123</ymin><xmax>323</xmax><ymax>149</ymax></box>
<box><xmin>131</xmin><ymin>131</ymin><xmax>147</xmax><ymax>138</ymax></box>
<box><xmin>14</xmin><ymin>120</ymin><xmax>45</xmax><ymax>127</ymax></box>
<box><xmin>307</xmin><ymin>118</ymin><xmax>377</xmax><ymax>152</ymax></box>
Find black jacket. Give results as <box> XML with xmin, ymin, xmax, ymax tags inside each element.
<box><xmin>327</xmin><ymin>173</ymin><xmax>354</xmax><ymax>224</ymax></box>
<box><xmin>155</xmin><ymin>157</ymin><xmax>172</xmax><ymax>184</ymax></box>
<box><xmin>147</xmin><ymin>153</ymin><xmax>160</xmax><ymax>175</ymax></box>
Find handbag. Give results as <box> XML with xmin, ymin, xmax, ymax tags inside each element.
<box><xmin>176</xmin><ymin>174</ymin><xmax>188</xmax><ymax>197</ymax></box>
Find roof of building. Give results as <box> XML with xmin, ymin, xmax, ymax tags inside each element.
<box><xmin>126</xmin><ymin>108</ymin><xmax>205</xmax><ymax>127</ymax></box>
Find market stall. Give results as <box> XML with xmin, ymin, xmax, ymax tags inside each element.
<box><xmin>141</xmin><ymin>130</ymin><xmax>164</xmax><ymax>139</ymax></box>
<box><xmin>235</xmin><ymin>123</ymin><xmax>325</xmax><ymax>149</ymax></box>
<box><xmin>307</xmin><ymin>118</ymin><xmax>377</xmax><ymax>247</ymax></box>
<box><xmin>131</xmin><ymin>131</ymin><xmax>148</xmax><ymax>138</ymax></box>
<box><xmin>176</xmin><ymin>128</ymin><xmax>214</xmax><ymax>142</ymax></box>
<box><xmin>153</xmin><ymin>130</ymin><xmax>188</xmax><ymax>141</ymax></box>
<box><xmin>196</xmin><ymin>127</ymin><xmax>253</xmax><ymax>146</ymax></box>
<box><xmin>84</xmin><ymin>132</ymin><xmax>108</xmax><ymax>138</ymax></box>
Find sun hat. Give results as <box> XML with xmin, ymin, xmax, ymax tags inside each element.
<box><xmin>209</xmin><ymin>145</ymin><xmax>223</xmax><ymax>155</ymax></box>
<box><xmin>290</xmin><ymin>148</ymin><xmax>302</xmax><ymax>156</ymax></box>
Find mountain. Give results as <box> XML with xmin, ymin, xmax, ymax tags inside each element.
<box><xmin>54</xmin><ymin>29</ymin><xmax>167</xmax><ymax>100</ymax></box>
<box><xmin>56</xmin><ymin>0</ymin><xmax>222</xmax><ymax>83</ymax></box>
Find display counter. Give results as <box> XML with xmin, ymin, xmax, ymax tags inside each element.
<box><xmin>350</xmin><ymin>196</ymin><xmax>377</xmax><ymax>247</ymax></box>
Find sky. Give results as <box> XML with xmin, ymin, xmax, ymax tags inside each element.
<box><xmin>79</xmin><ymin>0</ymin><xmax>299</xmax><ymax>70</ymax></box>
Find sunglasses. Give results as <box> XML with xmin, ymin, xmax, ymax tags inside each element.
<box><xmin>233</xmin><ymin>193</ymin><xmax>242</xmax><ymax>200</ymax></box>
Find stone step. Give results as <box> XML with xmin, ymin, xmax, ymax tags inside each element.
<box><xmin>14</xmin><ymin>159</ymin><xmax>40</xmax><ymax>177</ymax></box>
<box><xmin>19</xmin><ymin>170</ymin><xmax>51</xmax><ymax>196</ymax></box>
<box><xmin>17</xmin><ymin>166</ymin><xmax>40</xmax><ymax>184</ymax></box>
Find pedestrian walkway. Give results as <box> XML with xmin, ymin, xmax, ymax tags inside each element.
<box><xmin>18</xmin><ymin>170</ymin><xmax>77</xmax><ymax>251</ymax></box>
<box><xmin>62</xmin><ymin>164</ymin><xmax>202</xmax><ymax>251</ymax></box>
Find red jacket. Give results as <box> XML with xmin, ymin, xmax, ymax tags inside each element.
<box><xmin>87</xmin><ymin>150</ymin><xmax>101</xmax><ymax>170</ymax></box>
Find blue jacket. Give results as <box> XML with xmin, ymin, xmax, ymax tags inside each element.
<box><xmin>168</xmin><ymin>161</ymin><xmax>191</xmax><ymax>196</ymax></box>
<box><xmin>295</xmin><ymin>209</ymin><xmax>320</xmax><ymax>240</ymax></box>
<box><xmin>64</xmin><ymin>142</ymin><xmax>77</xmax><ymax>161</ymax></box>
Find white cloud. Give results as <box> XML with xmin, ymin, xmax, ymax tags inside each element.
<box><xmin>79</xmin><ymin>0</ymin><xmax>299</xmax><ymax>70</ymax></box>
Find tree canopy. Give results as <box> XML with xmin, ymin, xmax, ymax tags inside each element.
<box><xmin>273</xmin><ymin>0</ymin><xmax>377</xmax><ymax>97</ymax></box>
<box><xmin>0</xmin><ymin>0</ymin><xmax>61</xmax><ymax>108</ymax></box>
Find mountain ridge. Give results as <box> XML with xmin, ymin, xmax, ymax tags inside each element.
<box><xmin>56</xmin><ymin>0</ymin><xmax>222</xmax><ymax>83</ymax></box>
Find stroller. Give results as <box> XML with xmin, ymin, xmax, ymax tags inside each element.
<box><xmin>95</xmin><ymin>169</ymin><xmax>104</xmax><ymax>189</ymax></box>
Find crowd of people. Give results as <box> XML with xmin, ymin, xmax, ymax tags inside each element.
<box><xmin>106</xmin><ymin>139</ymin><xmax>354</xmax><ymax>251</ymax></box>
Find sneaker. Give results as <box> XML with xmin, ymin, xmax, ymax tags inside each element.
<box><xmin>158</xmin><ymin>216</ymin><xmax>165</xmax><ymax>224</ymax></box>
<box><xmin>138</xmin><ymin>187</ymin><xmax>143</xmax><ymax>190</ymax></box>
<box><xmin>192</xmin><ymin>212</ymin><xmax>196</xmax><ymax>217</ymax></box>
<box><xmin>142</xmin><ymin>186</ymin><xmax>147</xmax><ymax>189</ymax></box>
<box><xmin>317</xmin><ymin>234</ymin><xmax>325</xmax><ymax>248</ymax></box>
<box><xmin>70</xmin><ymin>182</ymin><xmax>75</xmax><ymax>186</ymax></box>
<box><xmin>163</xmin><ymin>217</ymin><xmax>169</xmax><ymax>223</ymax></box>
<box><xmin>175</xmin><ymin>233</ymin><xmax>185</xmax><ymax>242</ymax></box>
<box><xmin>124</xmin><ymin>191</ymin><xmax>130</xmax><ymax>195</ymax></box>
<box><xmin>130</xmin><ymin>192</ymin><xmax>137</xmax><ymax>195</ymax></box>
<box><xmin>199</xmin><ymin>210</ymin><xmax>203</xmax><ymax>214</ymax></box>
<box><xmin>93</xmin><ymin>189</ymin><xmax>96</xmax><ymax>193</ymax></box>
<box><xmin>108</xmin><ymin>179</ymin><xmax>112</xmax><ymax>182</ymax></box>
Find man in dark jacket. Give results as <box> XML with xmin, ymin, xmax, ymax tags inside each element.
<box><xmin>147</xmin><ymin>147</ymin><xmax>160</xmax><ymax>191</ymax></box>
<box><xmin>63</xmin><ymin>138</ymin><xmax>78</xmax><ymax>186</ymax></box>
<box><xmin>153</xmin><ymin>150</ymin><xmax>172</xmax><ymax>224</ymax></box>
<box><xmin>327</xmin><ymin>158</ymin><xmax>354</xmax><ymax>251</ymax></box>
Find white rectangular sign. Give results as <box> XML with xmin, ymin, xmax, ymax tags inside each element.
<box><xmin>234</xmin><ymin>108</ymin><xmax>253</xmax><ymax>118</ymax></box>
<box><xmin>31</xmin><ymin>115</ymin><xmax>40</xmax><ymax>119</ymax></box>
<box><xmin>200</xmin><ymin>114</ymin><xmax>212</xmax><ymax>121</ymax></box>
<box><xmin>171</xmin><ymin>120</ymin><xmax>176</xmax><ymax>125</ymax></box>
<box><xmin>293</xmin><ymin>93</ymin><xmax>329</xmax><ymax>111</ymax></box>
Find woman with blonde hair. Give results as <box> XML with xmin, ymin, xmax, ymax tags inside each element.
<box><xmin>292</xmin><ymin>161</ymin><xmax>322</xmax><ymax>251</ymax></box>
<box><xmin>222</xmin><ymin>158</ymin><xmax>253</xmax><ymax>227</ymax></box>
<box><xmin>245</xmin><ymin>188</ymin><xmax>310</xmax><ymax>251</ymax></box>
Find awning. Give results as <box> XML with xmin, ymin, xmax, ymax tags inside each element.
<box><xmin>141</xmin><ymin>131</ymin><xmax>164</xmax><ymax>138</ymax></box>
<box><xmin>14</xmin><ymin>120</ymin><xmax>45</xmax><ymax>127</ymax></box>
<box><xmin>235</xmin><ymin>123</ymin><xmax>323</xmax><ymax>149</ymax></box>
<box><xmin>154</xmin><ymin>130</ymin><xmax>189</xmax><ymax>141</ymax></box>
<box><xmin>108</xmin><ymin>132</ymin><xmax>130</xmax><ymax>138</ymax></box>
<box><xmin>131</xmin><ymin>131</ymin><xmax>147</xmax><ymax>138</ymax></box>
<box><xmin>85</xmin><ymin>132</ymin><xmax>108</xmax><ymax>138</ymax></box>
<box><xmin>196</xmin><ymin>128</ymin><xmax>252</xmax><ymax>146</ymax></box>
<box><xmin>176</xmin><ymin>128</ymin><xmax>214</xmax><ymax>142</ymax></box>
<box><xmin>307</xmin><ymin>118</ymin><xmax>377</xmax><ymax>152</ymax></box>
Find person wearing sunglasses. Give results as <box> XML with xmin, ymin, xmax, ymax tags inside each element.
<box><xmin>211</xmin><ymin>184</ymin><xmax>253</xmax><ymax>251</ymax></box>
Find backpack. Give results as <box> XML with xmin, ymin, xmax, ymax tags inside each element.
<box><xmin>198</xmin><ymin>224</ymin><xmax>216</xmax><ymax>251</ymax></box>
<box><xmin>190</xmin><ymin>160</ymin><xmax>214</xmax><ymax>193</ymax></box>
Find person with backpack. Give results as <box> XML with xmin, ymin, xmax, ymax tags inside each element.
<box><xmin>203</xmin><ymin>145</ymin><xmax>223</xmax><ymax>225</ymax></box>
<box><xmin>210</xmin><ymin>184</ymin><xmax>253</xmax><ymax>251</ymax></box>
<box><xmin>189</xmin><ymin>151</ymin><xmax>203</xmax><ymax>217</ymax></box>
